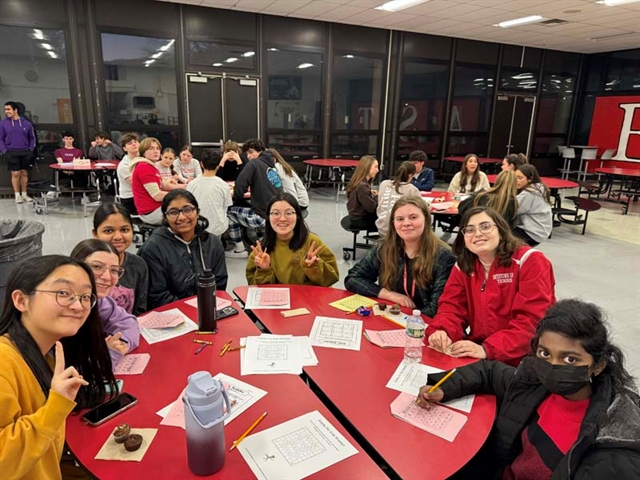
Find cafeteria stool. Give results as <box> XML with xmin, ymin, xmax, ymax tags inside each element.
<box><xmin>559</xmin><ymin>147</ymin><xmax>576</xmax><ymax>180</ymax></box>
<box><xmin>340</xmin><ymin>216</ymin><xmax>379</xmax><ymax>261</ymax></box>
<box><xmin>131</xmin><ymin>216</ymin><xmax>157</xmax><ymax>247</ymax></box>
<box><xmin>578</xmin><ymin>148</ymin><xmax>598</xmax><ymax>182</ymax></box>
<box><xmin>557</xmin><ymin>196</ymin><xmax>601</xmax><ymax>235</ymax></box>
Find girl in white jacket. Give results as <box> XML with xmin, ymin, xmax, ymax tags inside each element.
<box><xmin>269</xmin><ymin>149</ymin><xmax>309</xmax><ymax>210</ymax></box>
<box><xmin>375</xmin><ymin>161</ymin><xmax>419</xmax><ymax>236</ymax></box>
<box><xmin>514</xmin><ymin>164</ymin><xmax>553</xmax><ymax>246</ymax></box>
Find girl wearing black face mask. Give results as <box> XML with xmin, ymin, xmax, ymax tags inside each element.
<box><xmin>417</xmin><ymin>299</ymin><xmax>640</xmax><ymax>480</ymax></box>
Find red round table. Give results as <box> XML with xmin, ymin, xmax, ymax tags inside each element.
<box><xmin>594</xmin><ymin>167</ymin><xmax>640</xmax><ymax>214</ymax></box>
<box><xmin>49</xmin><ymin>160</ymin><xmax>119</xmax><ymax>191</ymax></box>
<box><xmin>233</xmin><ymin>285</ymin><xmax>497</xmax><ymax>480</ymax></box>
<box><xmin>303</xmin><ymin>159</ymin><xmax>361</xmax><ymax>202</ymax></box>
<box><xmin>65</xmin><ymin>292</ymin><xmax>386</xmax><ymax>480</ymax></box>
<box><xmin>420</xmin><ymin>190</ymin><xmax>461</xmax><ymax>215</ymax></box>
<box><xmin>487</xmin><ymin>174</ymin><xmax>578</xmax><ymax>190</ymax></box>
<box><xmin>594</xmin><ymin>167</ymin><xmax>640</xmax><ymax>178</ymax></box>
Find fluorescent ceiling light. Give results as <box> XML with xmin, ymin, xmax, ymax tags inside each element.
<box><xmin>511</xmin><ymin>73</ymin><xmax>533</xmax><ymax>79</ymax></box>
<box><xmin>160</xmin><ymin>40</ymin><xmax>175</xmax><ymax>51</ymax></box>
<box><xmin>145</xmin><ymin>59</ymin><xmax>155</xmax><ymax>65</ymax></box>
<box><xmin>597</xmin><ymin>0</ymin><xmax>640</xmax><ymax>6</ymax></box>
<box><xmin>376</xmin><ymin>0</ymin><xmax>429</xmax><ymax>12</ymax></box>
<box><xmin>47</xmin><ymin>51</ymin><xmax>57</xmax><ymax>59</ymax></box>
<box><xmin>33</xmin><ymin>29</ymin><xmax>44</xmax><ymax>40</ymax></box>
<box><xmin>297</xmin><ymin>63</ymin><xmax>314</xmax><ymax>69</ymax></box>
<box><xmin>343</xmin><ymin>54</ymin><xmax>355</xmax><ymax>58</ymax></box>
<box><xmin>496</xmin><ymin>15</ymin><xmax>545</xmax><ymax>28</ymax></box>
<box><xmin>151</xmin><ymin>52</ymin><xmax>163</xmax><ymax>59</ymax></box>
<box><xmin>225</xmin><ymin>57</ymin><xmax>238</xmax><ymax>63</ymax></box>
<box><xmin>267</xmin><ymin>48</ymin><xmax>279</xmax><ymax>52</ymax></box>
<box><xmin>243</xmin><ymin>51</ymin><xmax>255</xmax><ymax>57</ymax></box>
<box><xmin>41</xmin><ymin>43</ymin><xmax>53</xmax><ymax>50</ymax></box>
<box><xmin>213</xmin><ymin>62</ymin><xmax>223</xmax><ymax>67</ymax></box>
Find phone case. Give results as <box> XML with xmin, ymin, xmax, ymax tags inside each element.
<box><xmin>217</xmin><ymin>306</ymin><xmax>239</xmax><ymax>320</ymax></box>
<box><xmin>82</xmin><ymin>394</ymin><xmax>138</xmax><ymax>426</ymax></box>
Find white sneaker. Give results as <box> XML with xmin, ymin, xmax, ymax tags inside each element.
<box><xmin>225</xmin><ymin>249</ymin><xmax>248</xmax><ymax>259</ymax></box>
<box><xmin>22</xmin><ymin>194</ymin><xmax>33</xmax><ymax>203</ymax></box>
<box><xmin>15</xmin><ymin>194</ymin><xmax>23</xmax><ymax>204</ymax></box>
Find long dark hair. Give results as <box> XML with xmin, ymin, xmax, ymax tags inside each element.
<box><xmin>161</xmin><ymin>189</ymin><xmax>210</xmax><ymax>239</ymax></box>
<box><xmin>0</xmin><ymin>255</ymin><xmax>117</xmax><ymax>408</ymax></box>
<box><xmin>517</xmin><ymin>164</ymin><xmax>551</xmax><ymax>204</ymax></box>
<box><xmin>262</xmin><ymin>193</ymin><xmax>309</xmax><ymax>252</ymax></box>
<box><xmin>454</xmin><ymin>206</ymin><xmax>524</xmax><ymax>275</ymax></box>
<box><xmin>393</xmin><ymin>161</ymin><xmax>416</xmax><ymax>194</ymax></box>
<box><xmin>346</xmin><ymin>156</ymin><xmax>377</xmax><ymax>195</ymax></box>
<box><xmin>93</xmin><ymin>202</ymin><xmax>134</xmax><ymax>232</ymax></box>
<box><xmin>531</xmin><ymin>299</ymin><xmax>637</xmax><ymax>395</ymax></box>
<box><xmin>70</xmin><ymin>239</ymin><xmax>119</xmax><ymax>263</ymax></box>
<box><xmin>458</xmin><ymin>153</ymin><xmax>481</xmax><ymax>193</ymax></box>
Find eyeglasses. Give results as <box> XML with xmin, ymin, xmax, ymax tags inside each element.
<box><xmin>269</xmin><ymin>210</ymin><xmax>296</xmax><ymax>219</ymax></box>
<box><xmin>88</xmin><ymin>261</ymin><xmax>125</xmax><ymax>278</ymax></box>
<box><xmin>461</xmin><ymin>222</ymin><xmax>496</xmax><ymax>236</ymax></box>
<box><xmin>33</xmin><ymin>290</ymin><xmax>97</xmax><ymax>310</ymax></box>
<box><xmin>165</xmin><ymin>206</ymin><xmax>197</xmax><ymax>219</ymax></box>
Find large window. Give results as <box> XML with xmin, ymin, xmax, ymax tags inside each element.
<box><xmin>0</xmin><ymin>26</ymin><xmax>73</xmax><ymax>124</ymax></box>
<box><xmin>188</xmin><ymin>41</ymin><xmax>256</xmax><ymax>70</ymax></box>
<box><xmin>331</xmin><ymin>53</ymin><xmax>384</xmax><ymax>156</ymax></box>
<box><xmin>101</xmin><ymin>33</ymin><xmax>178</xmax><ymax>127</ymax></box>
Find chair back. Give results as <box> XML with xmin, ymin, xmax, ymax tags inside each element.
<box><xmin>562</xmin><ymin>148</ymin><xmax>576</xmax><ymax>159</ymax></box>
<box><xmin>557</xmin><ymin>145</ymin><xmax>566</xmax><ymax>156</ymax></box>
<box><xmin>600</xmin><ymin>149</ymin><xmax>615</xmax><ymax>160</ymax></box>
<box><xmin>581</xmin><ymin>148</ymin><xmax>598</xmax><ymax>161</ymax></box>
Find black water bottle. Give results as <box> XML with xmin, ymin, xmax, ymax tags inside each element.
<box><xmin>196</xmin><ymin>270</ymin><xmax>217</xmax><ymax>331</ymax></box>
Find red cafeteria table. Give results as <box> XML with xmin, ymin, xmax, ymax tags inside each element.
<box><xmin>593</xmin><ymin>167</ymin><xmax>640</xmax><ymax>214</ymax></box>
<box><xmin>303</xmin><ymin>158</ymin><xmax>361</xmax><ymax>202</ymax></box>
<box><xmin>234</xmin><ymin>285</ymin><xmax>497</xmax><ymax>480</ymax></box>
<box><xmin>65</xmin><ymin>292</ymin><xmax>386</xmax><ymax>480</ymax></box>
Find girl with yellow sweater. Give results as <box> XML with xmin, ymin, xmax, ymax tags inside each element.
<box><xmin>0</xmin><ymin>255</ymin><xmax>117</xmax><ymax>479</ymax></box>
<box><xmin>246</xmin><ymin>193</ymin><xmax>339</xmax><ymax>287</ymax></box>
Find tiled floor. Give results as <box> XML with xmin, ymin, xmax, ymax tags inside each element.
<box><xmin>1</xmin><ymin>183</ymin><xmax>638</xmax><ymax>378</ymax></box>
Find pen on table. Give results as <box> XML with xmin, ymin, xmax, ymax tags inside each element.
<box><xmin>194</xmin><ymin>344</ymin><xmax>209</xmax><ymax>355</ymax></box>
<box><xmin>229</xmin><ymin>412</ymin><xmax>268</xmax><ymax>451</ymax></box>
<box><xmin>219</xmin><ymin>339</ymin><xmax>233</xmax><ymax>356</ymax></box>
<box><xmin>195</xmin><ymin>331</ymin><xmax>217</xmax><ymax>335</ymax></box>
<box><xmin>416</xmin><ymin>368</ymin><xmax>457</xmax><ymax>405</ymax></box>
<box><xmin>193</xmin><ymin>339</ymin><xmax>213</xmax><ymax>345</ymax></box>
<box><xmin>227</xmin><ymin>345</ymin><xmax>245</xmax><ymax>352</ymax></box>
<box><xmin>105</xmin><ymin>333</ymin><xmax>128</xmax><ymax>344</ymax></box>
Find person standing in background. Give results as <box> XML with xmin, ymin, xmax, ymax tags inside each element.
<box><xmin>117</xmin><ymin>133</ymin><xmax>140</xmax><ymax>215</ymax></box>
<box><xmin>0</xmin><ymin>101</ymin><xmax>35</xmax><ymax>204</ymax></box>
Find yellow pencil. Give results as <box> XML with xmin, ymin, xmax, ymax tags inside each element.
<box><xmin>219</xmin><ymin>339</ymin><xmax>233</xmax><ymax>356</ymax></box>
<box><xmin>227</xmin><ymin>345</ymin><xmax>246</xmax><ymax>352</ymax></box>
<box><xmin>416</xmin><ymin>368</ymin><xmax>457</xmax><ymax>404</ymax></box>
<box><xmin>193</xmin><ymin>339</ymin><xmax>213</xmax><ymax>345</ymax></box>
<box><xmin>229</xmin><ymin>411</ymin><xmax>268</xmax><ymax>451</ymax></box>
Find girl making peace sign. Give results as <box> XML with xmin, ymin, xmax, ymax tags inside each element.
<box><xmin>246</xmin><ymin>193</ymin><xmax>339</xmax><ymax>287</ymax></box>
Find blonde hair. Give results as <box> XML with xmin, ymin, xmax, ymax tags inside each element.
<box><xmin>346</xmin><ymin>156</ymin><xmax>377</xmax><ymax>195</ymax></box>
<box><xmin>138</xmin><ymin>137</ymin><xmax>162</xmax><ymax>157</ymax></box>
<box><xmin>473</xmin><ymin>170</ymin><xmax>518</xmax><ymax>219</ymax></box>
<box><xmin>223</xmin><ymin>140</ymin><xmax>239</xmax><ymax>153</ymax></box>
<box><xmin>267</xmin><ymin>148</ymin><xmax>294</xmax><ymax>177</ymax></box>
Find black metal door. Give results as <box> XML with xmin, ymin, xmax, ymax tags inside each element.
<box><xmin>490</xmin><ymin>95</ymin><xmax>515</xmax><ymax>158</ymax></box>
<box><xmin>186</xmin><ymin>75</ymin><xmax>223</xmax><ymax>147</ymax></box>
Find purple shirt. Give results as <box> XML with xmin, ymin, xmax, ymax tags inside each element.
<box><xmin>54</xmin><ymin>147</ymin><xmax>84</xmax><ymax>162</ymax></box>
<box><xmin>0</xmin><ymin>117</ymin><xmax>35</xmax><ymax>153</ymax></box>
<box><xmin>98</xmin><ymin>295</ymin><xmax>140</xmax><ymax>367</ymax></box>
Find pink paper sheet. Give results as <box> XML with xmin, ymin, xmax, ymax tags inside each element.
<box><xmin>160</xmin><ymin>388</ymin><xmax>186</xmax><ymax>428</ymax></box>
<box><xmin>185</xmin><ymin>296</ymin><xmax>232</xmax><ymax>310</ymax></box>
<box><xmin>113</xmin><ymin>353</ymin><xmax>151</xmax><ymax>375</ymax></box>
<box><xmin>390</xmin><ymin>392</ymin><xmax>467</xmax><ymax>442</ymax></box>
<box><xmin>138</xmin><ymin>312</ymin><xmax>185</xmax><ymax>329</ymax></box>
<box><xmin>258</xmin><ymin>289</ymin><xmax>289</xmax><ymax>306</ymax></box>
<box><xmin>364</xmin><ymin>329</ymin><xmax>407</xmax><ymax>348</ymax></box>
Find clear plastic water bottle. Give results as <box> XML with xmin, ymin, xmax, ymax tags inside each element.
<box><xmin>404</xmin><ymin>309</ymin><xmax>426</xmax><ymax>364</ymax></box>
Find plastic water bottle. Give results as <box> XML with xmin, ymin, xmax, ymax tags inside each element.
<box><xmin>404</xmin><ymin>309</ymin><xmax>426</xmax><ymax>364</ymax></box>
<box><xmin>183</xmin><ymin>371</ymin><xmax>231</xmax><ymax>476</ymax></box>
<box><xmin>196</xmin><ymin>270</ymin><xmax>217</xmax><ymax>331</ymax></box>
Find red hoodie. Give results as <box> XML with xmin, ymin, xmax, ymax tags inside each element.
<box><xmin>426</xmin><ymin>246</ymin><xmax>556</xmax><ymax>366</ymax></box>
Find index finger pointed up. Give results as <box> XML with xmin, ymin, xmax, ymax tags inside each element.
<box><xmin>54</xmin><ymin>341</ymin><xmax>65</xmax><ymax>375</ymax></box>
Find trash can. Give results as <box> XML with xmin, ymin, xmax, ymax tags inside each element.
<box><xmin>0</xmin><ymin>220</ymin><xmax>45</xmax><ymax>309</ymax></box>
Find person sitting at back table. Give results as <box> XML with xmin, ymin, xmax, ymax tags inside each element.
<box><xmin>157</xmin><ymin>148</ymin><xmax>183</xmax><ymax>191</ymax></box>
<box><xmin>269</xmin><ymin>148</ymin><xmax>309</xmax><ymax>212</ymax></box>
<box><xmin>117</xmin><ymin>132</ymin><xmax>139</xmax><ymax>215</ymax></box>
<box><xmin>345</xmin><ymin>196</ymin><xmax>455</xmax><ymax>317</ymax></box>
<box><xmin>247</xmin><ymin>193</ymin><xmax>339</xmax><ymax>287</ymax></box>
<box><xmin>217</xmin><ymin>139</ymin><xmax>245</xmax><ymax>182</ymax></box>
<box><xmin>173</xmin><ymin>145</ymin><xmax>202</xmax><ymax>184</ymax></box>
<box><xmin>502</xmin><ymin>152</ymin><xmax>528</xmax><ymax>171</ymax></box>
<box><xmin>514</xmin><ymin>164</ymin><xmax>553</xmax><ymax>247</ymax></box>
<box><xmin>92</xmin><ymin>203</ymin><xmax>149</xmax><ymax>315</ymax></box>
<box><xmin>409</xmin><ymin>150</ymin><xmax>435</xmax><ymax>191</ymax></box>
<box><xmin>138</xmin><ymin>189</ymin><xmax>228</xmax><ymax>309</ymax></box>
<box><xmin>0</xmin><ymin>255</ymin><xmax>118</xmax><ymax>480</ymax></box>
<box><xmin>419</xmin><ymin>299</ymin><xmax>640</xmax><ymax>480</ymax></box>
<box><xmin>70</xmin><ymin>240</ymin><xmax>140</xmax><ymax>368</ymax></box>
<box><xmin>426</xmin><ymin>206</ymin><xmax>556</xmax><ymax>366</ymax></box>
<box><xmin>346</xmin><ymin>155</ymin><xmax>379</xmax><ymax>232</ymax></box>
<box><xmin>376</xmin><ymin>161</ymin><xmax>419</xmax><ymax>237</ymax></box>
<box><xmin>459</xmin><ymin>170</ymin><xmax>518</xmax><ymax>229</ymax></box>
<box><xmin>88</xmin><ymin>131</ymin><xmax>123</xmax><ymax>160</ymax></box>
<box><xmin>448</xmin><ymin>153</ymin><xmax>490</xmax><ymax>194</ymax></box>
<box><xmin>130</xmin><ymin>137</ymin><xmax>167</xmax><ymax>225</ymax></box>
<box><xmin>53</xmin><ymin>130</ymin><xmax>88</xmax><ymax>189</ymax></box>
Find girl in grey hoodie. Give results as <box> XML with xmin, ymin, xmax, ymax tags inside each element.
<box><xmin>514</xmin><ymin>164</ymin><xmax>553</xmax><ymax>246</ymax></box>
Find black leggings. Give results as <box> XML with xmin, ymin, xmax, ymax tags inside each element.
<box><xmin>512</xmin><ymin>227</ymin><xmax>539</xmax><ymax>247</ymax></box>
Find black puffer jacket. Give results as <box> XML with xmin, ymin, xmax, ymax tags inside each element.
<box><xmin>428</xmin><ymin>357</ymin><xmax>640</xmax><ymax>480</ymax></box>
<box><xmin>138</xmin><ymin>227</ymin><xmax>228</xmax><ymax>309</ymax></box>
<box><xmin>232</xmin><ymin>150</ymin><xmax>283</xmax><ymax>218</ymax></box>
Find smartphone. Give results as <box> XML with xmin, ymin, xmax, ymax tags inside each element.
<box><xmin>217</xmin><ymin>306</ymin><xmax>239</xmax><ymax>320</ymax></box>
<box><xmin>82</xmin><ymin>393</ymin><xmax>138</xmax><ymax>426</ymax></box>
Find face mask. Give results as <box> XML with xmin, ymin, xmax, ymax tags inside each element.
<box><xmin>532</xmin><ymin>357</ymin><xmax>592</xmax><ymax>396</ymax></box>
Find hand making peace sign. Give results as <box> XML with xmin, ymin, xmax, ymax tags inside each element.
<box><xmin>250</xmin><ymin>240</ymin><xmax>271</xmax><ymax>269</ymax></box>
<box><xmin>303</xmin><ymin>241</ymin><xmax>323</xmax><ymax>267</ymax></box>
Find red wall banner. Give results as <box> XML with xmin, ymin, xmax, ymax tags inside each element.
<box><xmin>588</xmin><ymin>95</ymin><xmax>640</xmax><ymax>169</ymax></box>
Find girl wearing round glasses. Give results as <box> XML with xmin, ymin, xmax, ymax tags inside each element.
<box><xmin>0</xmin><ymin>255</ymin><xmax>117</xmax><ymax>479</ymax></box>
<box><xmin>247</xmin><ymin>193</ymin><xmax>339</xmax><ymax>286</ymax></box>
<box><xmin>70</xmin><ymin>240</ymin><xmax>140</xmax><ymax>368</ymax></box>
<box><xmin>138</xmin><ymin>189</ymin><xmax>228</xmax><ymax>309</ymax></box>
<box><xmin>345</xmin><ymin>196</ymin><xmax>455</xmax><ymax>317</ymax></box>
<box><xmin>426</xmin><ymin>206</ymin><xmax>556</xmax><ymax>366</ymax></box>
<box><xmin>93</xmin><ymin>202</ymin><xmax>149</xmax><ymax>315</ymax></box>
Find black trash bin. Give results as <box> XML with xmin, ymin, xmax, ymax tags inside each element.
<box><xmin>0</xmin><ymin>220</ymin><xmax>45</xmax><ymax>309</ymax></box>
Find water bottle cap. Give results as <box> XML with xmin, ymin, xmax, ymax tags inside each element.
<box><xmin>412</xmin><ymin>309</ymin><xmax>421</xmax><ymax>316</ymax></box>
<box><xmin>185</xmin><ymin>371</ymin><xmax>222</xmax><ymax>406</ymax></box>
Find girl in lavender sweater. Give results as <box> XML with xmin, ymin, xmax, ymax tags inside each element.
<box><xmin>70</xmin><ymin>239</ymin><xmax>140</xmax><ymax>367</ymax></box>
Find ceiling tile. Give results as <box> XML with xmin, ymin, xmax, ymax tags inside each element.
<box><xmin>421</xmin><ymin>19</ymin><xmax>463</xmax><ymax>31</ymax></box>
<box><xmin>511</xmin><ymin>0</ymin><xmax>586</xmax><ymax>15</ymax></box>
<box><xmin>319</xmin><ymin>4</ymin><xmax>367</xmax><ymax>20</ymax></box>
<box><xmin>346</xmin><ymin>0</ymin><xmax>386</xmax><ymax>7</ymax></box>
<box><xmin>339</xmin><ymin>8</ymin><xmax>393</xmax><ymax>23</ymax></box>
<box><xmin>294</xmin><ymin>1</ymin><xmax>341</xmax><ymax>16</ymax></box>
<box><xmin>463</xmin><ymin>0</ymin><xmax>512</xmax><ymax>7</ymax></box>
<box><xmin>200</xmin><ymin>0</ymin><xmax>235</xmax><ymax>6</ymax></box>
<box><xmin>370</xmin><ymin>12</ymin><xmax>416</xmax><ymax>27</ymax></box>
<box><xmin>428</xmin><ymin>4</ymin><xmax>484</xmax><ymax>19</ymax></box>
<box><xmin>262</xmin><ymin>1</ymin><xmax>312</xmax><ymax>15</ymax></box>
<box><xmin>402</xmin><ymin>0</ymin><xmax>461</xmax><ymax>15</ymax></box>
<box><xmin>234</xmin><ymin>0</ymin><xmax>275</xmax><ymax>12</ymax></box>
<box><xmin>448</xmin><ymin>7</ymin><xmax>511</xmax><ymax>22</ymax></box>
